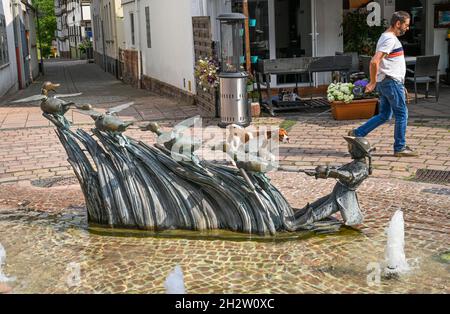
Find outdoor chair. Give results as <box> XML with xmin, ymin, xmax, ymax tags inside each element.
<box><xmin>336</xmin><ymin>51</ymin><xmax>367</xmax><ymax>82</ymax></box>
<box><xmin>405</xmin><ymin>55</ymin><xmax>440</xmax><ymax>104</ymax></box>
<box><xmin>335</xmin><ymin>51</ymin><xmax>360</xmax><ymax>74</ymax></box>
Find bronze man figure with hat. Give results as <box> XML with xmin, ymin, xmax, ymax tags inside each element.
<box><xmin>293</xmin><ymin>136</ymin><xmax>375</xmax><ymax>227</ymax></box>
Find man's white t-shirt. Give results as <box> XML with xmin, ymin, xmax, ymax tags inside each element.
<box><xmin>376</xmin><ymin>32</ymin><xmax>406</xmax><ymax>83</ymax></box>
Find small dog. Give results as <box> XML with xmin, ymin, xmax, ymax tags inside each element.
<box><xmin>224</xmin><ymin>124</ymin><xmax>289</xmax><ymax>165</ymax></box>
<box><xmin>228</xmin><ymin>124</ymin><xmax>290</xmax><ymax>146</ymax></box>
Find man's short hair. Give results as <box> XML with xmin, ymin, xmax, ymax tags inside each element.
<box><xmin>390</xmin><ymin>11</ymin><xmax>410</xmax><ymax>27</ymax></box>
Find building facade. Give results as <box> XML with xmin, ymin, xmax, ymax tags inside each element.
<box><xmin>100</xmin><ymin>0</ymin><xmax>448</xmax><ymax>108</ymax></box>
<box><xmin>67</xmin><ymin>0</ymin><xmax>92</xmax><ymax>59</ymax></box>
<box><xmin>0</xmin><ymin>0</ymin><xmax>19</xmax><ymax>96</ymax></box>
<box><xmin>0</xmin><ymin>0</ymin><xmax>38</xmax><ymax>97</ymax></box>
<box><xmin>120</xmin><ymin>0</ymin><xmax>204</xmax><ymax>100</ymax></box>
<box><xmin>91</xmin><ymin>0</ymin><xmax>124</xmax><ymax>78</ymax></box>
<box><xmin>55</xmin><ymin>0</ymin><xmax>70</xmax><ymax>58</ymax></box>
<box><xmin>55</xmin><ymin>0</ymin><xmax>91</xmax><ymax>59</ymax></box>
<box><xmin>116</xmin><ymin>0</ymin><xmax>343</xmax><ymax>101</ymax></box>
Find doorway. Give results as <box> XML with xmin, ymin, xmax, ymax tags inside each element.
<box><xmin>274</xmin><ymin>0</ymin><xmax>313</xmax><ymax>84</ymax></box>
<box><xmin>231</xmin><ymin>0</ymin><xmax>316</xmax><ymax>86</ymax></box>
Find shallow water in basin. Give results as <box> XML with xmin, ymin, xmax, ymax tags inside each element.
<box><xmin>0</xmin><ymin>207</ymin><xmax>448</xmax><ymax>294</ymax></box>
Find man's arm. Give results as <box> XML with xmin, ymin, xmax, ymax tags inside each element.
<box><xmin>365</xmin><ymin>51</ymin><xmax>386</xmax><ymax>93</ymax></box>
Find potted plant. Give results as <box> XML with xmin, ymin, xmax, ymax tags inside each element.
<box><xmin>78</xmin><ymin>39</ymin><xmax>92</xmax><ymax>60</ymax></box>
<box><xmin>327</xmin><ymin>80</ymin><xmax>378</xmax><ymax>120</ymax></box>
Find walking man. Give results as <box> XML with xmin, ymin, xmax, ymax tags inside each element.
<box><xmin>349</xmin><ymin>11</ymin><xmax>418</xmax><ymax>157</ymax></box>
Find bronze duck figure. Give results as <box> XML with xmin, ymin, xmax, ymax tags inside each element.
<box><xmin>13</xmin><ymin>81</ymin><xmax>91</xmax><ymax>115</ymax></box>
<box><xmin>76</xmin><ymin>102</ymin><xmax>135</xmax><ymax>133</ymax></box>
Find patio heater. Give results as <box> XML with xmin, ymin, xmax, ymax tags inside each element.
<box><xmin>217</xmin><ymin>13</ymin><xmax>250</xmax><ymax>128</ymax></box>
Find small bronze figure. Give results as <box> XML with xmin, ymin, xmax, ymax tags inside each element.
<box><xmin>76</xmin><ymin>102</ymin><xmax>134</xmax><ymax>133</ymax></box>
<box><xmin>13</xmin><ymin>81</ymin><xmax>91</xmax><ymax>115</ymax></box>
<box><xmin>294</xmin><ymin>136</ymin><xmax>374</xmax><ymax>226</ymax></box>
<box><xmin>140</xmin><ymin>121</ymin><xmax>202</xmax><ymax>155</ymax></box>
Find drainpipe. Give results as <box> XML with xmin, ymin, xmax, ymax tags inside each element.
<box><xmin>12</xmin><ymin>0</ymin><xmax>23</xmax><ymax>89</ymax></box>
<box><xmin>35</xmin><ymin>4</ymin><xmax>44</xmax><ymax>74</ymax></box>
<box><xmin>134</xmin><ymin>0</ymin><xmax>142</xmax><ymax>89</ymax></box>
<box><xmin>201</xmin><ymin>0</ymin><xmax>207</xmax><ymax>16</ymax></box>
<box><xmin>113</xmin><ymin>3</ymin><xmax>119</xmax><ymax>79</ymax></box>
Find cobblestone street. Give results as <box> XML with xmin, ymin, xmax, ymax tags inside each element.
<box><xmin>0</xmin><ymin>60</ymin><xmax>449</xmax><ymax>294</ymax></box>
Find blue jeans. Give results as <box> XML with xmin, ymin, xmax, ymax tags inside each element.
<box><xmin>354</xmin><ymin>79</ymin><xmax>408</xmax><ymax>152</ymax></box>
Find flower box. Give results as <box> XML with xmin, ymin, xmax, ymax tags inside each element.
<box><xmin>330</xmin><ymin>98</ymin><xmax>378</xmax><ymax>120</ymax></box>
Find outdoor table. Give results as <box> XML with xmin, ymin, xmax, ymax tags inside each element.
<box><xmin>405</xmin><ymin>56</ymin><xmax>417</xmax><ymax>66</ymax></box>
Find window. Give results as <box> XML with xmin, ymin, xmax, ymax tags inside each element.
<box><xmin>145</xmin><ymin>6</ymin><xmax>151</xmax><ymax>48</ymax></box>
<box><xmin>130</xmin><ymin>13</ymin><xmax>135</xmax><ymax>46</ymax></box>
<box><xmin>0</xmin><ymin>14</ymin><xmax>9</xmax><ymax>66</ymax></box>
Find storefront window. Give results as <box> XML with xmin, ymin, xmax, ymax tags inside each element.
<box><xmin>396</xmin><ymin>0</ymin><xmax>425</xmax><ymax>56</ymax></box>
<box><xmin>231</xmin><ymin>0</ymin><xmax>270</xmax><ymax>67</ymax></box>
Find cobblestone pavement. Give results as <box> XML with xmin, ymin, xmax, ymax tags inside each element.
<box><xmin>0</xmin><ymin>60</ymin><xmax>449</xmax><ymax>294</ymax></box>
<box><xmin>1</xmin><ymin>115</ymin><xmax>449</xmax><ymax>184</ymax></box>
<box><xmin>0</xmin><ymin>61</ymin><xmax>449</xmax><ymax>183</ymax></box>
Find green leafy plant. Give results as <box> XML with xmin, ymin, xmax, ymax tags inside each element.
<box><xmin>248</xmin><ymin>90</ymin><xmax>260</xmax><ymax>101</ymax></box>
<box><xmin>78</xmin><ymin>39</ymin><xmax>92</xmax><ymax>54</ymax></box>
<box><xmin>279</xmin><ymin>119</ymin><xmax>297</xmax><ymax>131</ymax></box>
<box><xmin>33</xmin><ymin>0</ymin><xmax>56</xmax><ymax>58</ymax></box>
<box><xmin>341</xmin><ymin>9</ymin><xmax>386</xmax><ymax>55</ymax></box>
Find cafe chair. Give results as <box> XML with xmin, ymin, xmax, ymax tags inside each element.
<box><xmin>405</xmin><ymin>55</ymin><xmax>440</xmax><ymax>104</ymax></box>
<box><xmin>335</xmin><ymin>51</ymin><xmax>362</xmax><ymax>76</ymax></box>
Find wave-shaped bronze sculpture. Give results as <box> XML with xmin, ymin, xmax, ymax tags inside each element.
<box><xmin>13</xmin><ymin>82</ymin><xmax>373</xmax><ymax>236</ymax></box>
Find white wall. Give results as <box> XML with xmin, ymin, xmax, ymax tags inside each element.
<box><xmin>115</xmin><ymin>0</ymin><xmax>125</xmax><ymax>50</ymax></box>
<box><xmin>122</xmin><ymin>3</ymin><xmax>133</xmax><ymax>49</ymax></box>
<box><xmin>92</xmin><ymin>0</ymin><xmax>122</xmax><ymax>59</ymax></box>
<box><xmin>433</xmin><ymin>29</ymin><xmax>448</xmax><ymax>74</ymax></box>
<box><xmin>27</xmin><ymin>9</ymin><xmax>38</xmax><ymax>79</ymax></box>
<box><xmin>208</xmin><ymin>0</ymin><xmax>231</xmax><ymax>42</ymax></box>
<box><xmin>315</xmin><ymin>0</ymin><xmax>343</xmax><ymax>84</ymax></box>
<box><xmin>123</xmin><ymin>0</ymin><xmax>197</xmax><ymax>94</ymax></box>
<box><xmin>0</xmin><ymin>0</ymin><xmax>18</xmax><ymax>96</ymax></box>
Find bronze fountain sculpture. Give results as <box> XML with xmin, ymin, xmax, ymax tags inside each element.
<box><xmin>13</xmin><ymin>82</ymin><xmax>373</xmax><ymax>236</ymax></box>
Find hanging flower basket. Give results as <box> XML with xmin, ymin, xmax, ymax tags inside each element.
<box><xmin>194</xmin><ymin>56</ymin><xmax>219</xmax><ymax>92</ymax></box>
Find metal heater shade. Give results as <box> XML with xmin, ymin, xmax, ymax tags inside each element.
<box><xmin>218</xmin><ymin>72</ymin><xmax>250</xmax><ymax>128</ymax></box>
